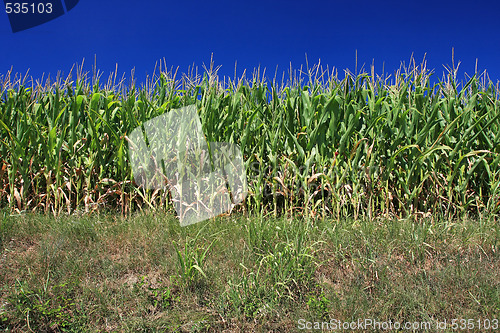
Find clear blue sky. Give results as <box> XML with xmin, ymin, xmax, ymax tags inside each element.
<box><xmin>2</xmin><ymin>0</ymin><xmax>500</xmax><ymax>86</ymax></box>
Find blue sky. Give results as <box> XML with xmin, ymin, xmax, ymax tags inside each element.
<box><xmin>2</xmin><ymin>0</ymin><xmax>500</xmax><ymax>86</ymax></box>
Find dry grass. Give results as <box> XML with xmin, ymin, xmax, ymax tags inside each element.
<box><xmin>0</xmin><ymin>212</ymin><xmax>498</xmax><ymax>332</ymax></box>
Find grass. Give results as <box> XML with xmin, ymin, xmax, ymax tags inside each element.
<box><xmin>0</xmin><ymin>211</ymin><xmax>498</xmax><ymax>332</ymax></box>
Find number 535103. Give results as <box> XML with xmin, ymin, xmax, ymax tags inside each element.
<box><xmin>5</xmin><ymin>2</ymin><xmax>53</xmax><ymax>14</ymax></box>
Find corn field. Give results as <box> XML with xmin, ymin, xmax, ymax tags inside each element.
<box><xmin>1</xmin><ymin>59</ymin><xmax>499</xmax><ymax>219</ymax></box>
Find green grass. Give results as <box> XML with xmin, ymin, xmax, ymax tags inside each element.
<box><xmin>0</xmin><ymin>211</ymin><xmax>498</xmax><ymax>331</ymax></box>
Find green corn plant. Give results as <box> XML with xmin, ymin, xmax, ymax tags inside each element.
<box><xmin>0</xmin><ymin>57</ymin><xmax>499</xmax><ymax>219</ymax></box>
